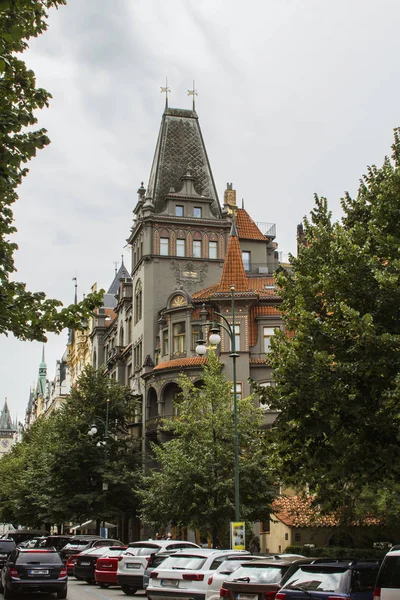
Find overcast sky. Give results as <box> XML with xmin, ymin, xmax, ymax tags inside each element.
<box><xmin>2</xmin><ymin>0</ymin><xmax>400</xmax><ymax>421</ymax></box>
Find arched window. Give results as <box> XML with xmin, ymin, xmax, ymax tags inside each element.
<box><xmin>135</xmin><ymin>279</ymin><xmax>143</xmax><ymax>324</ymax></box>
<box><xmin>159</xmin><ymin>228</ymin><xmax>170</xmax><ymax>256</ymax></box>
<box><xmin>192</xmin><ymin>231</ymin><xmax>202</xmax><ymax>258</ymax></box>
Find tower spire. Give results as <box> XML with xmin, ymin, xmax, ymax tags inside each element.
<box><xmin>72</xmin><ymin>277</ymin><xmax>77</xmax><ymax>304</ymax></box>
<box><xmin>160</xmin><ymin>78</ymin><xmax>170</xmax><ymax>108</ymax></box>
<box><xmin>188</xmin><ymin>80</ymin><xmax>198</xmax><ymax>110</ymax></box>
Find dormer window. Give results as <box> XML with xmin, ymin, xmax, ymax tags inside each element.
<box><xmin>193</xmin><ymin>207</ymin><xmax>202</xmax><ymax>218</ymax></box>
<box><xmin>176</xmin><ymin>205</ymin><xmax>184</xmax><ymax>217</ymax></box>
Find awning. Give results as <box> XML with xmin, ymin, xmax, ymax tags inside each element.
<box><xmin>70</xmin><ymin>520</ymin><xmax>117</xmax><ymax>531</ymax></box>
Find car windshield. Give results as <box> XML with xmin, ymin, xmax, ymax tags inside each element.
<box><xmin>128</xmin><ymin>545</ymin><xmax>160</xmax><ymax>556</ymax></box>
<box><xmin>376</xmin><ymin>556</ymin><xmax>400</xmax><ymax>588</ymax></box>
<box><xmin>17</xmin><ymin>552</ymin><xmax>62</xmax><ymax>565</ymax></box>
<box><xmin>156</xmin><ymin>555</ymin><xmax>207</xmax><ymax>570</ymax></box>
<box><xmin>217</xmin><ymin>559</ymin><xmax>250</xmax><ymax>574</ymax></box>
<box><xmin>226</xmin><ymin>564</ymin><xmax>285</xmax><ymax>583</ymax></box>
<box><xmin>68</xmin><ymin>541</ymin><xmax>90</xmax><ymax>547</ymax></box>
<box><xmin>283</xmin><ymin>567</ymin><xmax>346</xmax><ymax>592</ymax></box>
<box><xmin>0</xmin><ymin>542</ymin><xmax>15</xmax><ymax>552</ymax></box>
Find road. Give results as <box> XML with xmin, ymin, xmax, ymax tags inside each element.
<box><xmin>6</xmin><ymin>579</ymin><xmax>147</xmax><ymax>600</ymax></box>
<box><xmin>66</xmin><ymin>579</ymin><xmax>147</xmax><ymax>600</ymax></box>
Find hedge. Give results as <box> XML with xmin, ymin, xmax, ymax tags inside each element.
<box><xmin>284</xmin><ymin>545</ymin><xmax>386</xmax><ymax>560</ymax></box>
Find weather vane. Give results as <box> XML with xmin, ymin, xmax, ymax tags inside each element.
<box><xmin>160</xmin><ymin>78</ymin><xmax>171</xmax><ymax>108</ymax></box>
<box><xmin>188</xmin><ymin>80</ymin><xmax>198</xmax><ymax>110</ymax></box>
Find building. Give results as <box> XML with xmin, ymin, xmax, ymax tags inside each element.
<box><xmin>0</xmin><ymin>399</ymin><xmax>17</xmax><ymax>458</ymax></box>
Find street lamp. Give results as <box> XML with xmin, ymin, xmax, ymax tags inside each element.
<box><xmin>195</xmin><ymin>285</ymin><xmax>240</xmax><ymax>522</ymax></box>
<box><xmin>87</xmin><ymin>399</ymin><xmax>110</xmax><ymax>530</ymax></box>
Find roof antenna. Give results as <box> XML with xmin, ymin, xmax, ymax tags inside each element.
<box><xmin>72</xmin><ymin>277</ymin><xmax>77</xmax><ymax>304</ymax></box>
<box><xmin>188</xmin><ymin>80</ymin><xmax>198</xmax><ymax>110</ymax></box>
<box><xmin>160</xmin><ymin>77</ymin><xmax>170</xmax><ymax>108</ymax></box>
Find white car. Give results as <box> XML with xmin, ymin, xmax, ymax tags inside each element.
<box><xmin>205</xmin><ymin>555</ymin><xmax>260</xmax><ymax>600</ymax></box>
<box><xmin>146</xmin><ymin>548</ymin><xmax>250</xmax><ymax>600</ymax></box>
<box><xmin>374</xmin><ymin>546</ymin><xmax>400</xmax><ymax>599</ymax></box>
<box><xmin>117</xmin><ymin>539</ymin><xmax>200</xmax><ymax>595</ymax></box>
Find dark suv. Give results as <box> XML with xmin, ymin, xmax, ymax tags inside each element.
<box><xmin>0</xmin><ymin>540</ymin><xmax>16</xmax><ymax>570</ymax></box>
<box><xmin>59</xmin><ymin>535</ymin><xmax>122</xmax><ymax>561</ymax></box>
<box><xmin>0</xmin><ymin>548</ymin><xmax>67</xmax><ymax>599</ymax></box>
<box><xmin>276</xmin><ymin>560</ymin><xmax>381</xmax><ymax>599</ymax></box>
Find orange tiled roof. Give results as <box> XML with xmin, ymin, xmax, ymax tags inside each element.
<box><xmin>272</xmin><ymin>495</ymin><xmax>379</xmax><ymax>528</ymax></box>
<box><xmin>236</xmin><ymin>209</ymin><xmax>266</xmax><ymax>241</ymax></box>
<box><xmin>153</xmin><ymin>356</ymin><xmax>208</xmax><ymax>371</ymax></box>
<box><xmin>249</xmin><ymin>357</ymin><xmax>268</xmax><ymax>364</ymax></box>
<box><xmin>219</xmin><ymin>233</ymin><xmax>249</xmax><ymax>292</ymax></box>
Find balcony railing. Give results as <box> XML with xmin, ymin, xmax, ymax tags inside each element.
<box><xmin>255</xmin><ymin>222</ymin><xmax>276</xmax><ymax>238</ymax></box>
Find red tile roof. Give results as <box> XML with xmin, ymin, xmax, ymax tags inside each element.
<box><xmin>249</xmin><ymin>357</ymin><xmax>268</xmax><ymax>364</ymax></box>
<box><xmin>236</xmin><ymin>209</ymin><xmax>266</xmax><ymax>241</ymax></box>
<box><xmin>153</xmin><ymin>356</ymin><xmax>208</xmax><ymax>371</ymax></box>
<box><xmin>219</xmin><ymin>233</ymin><xmax>249</xmax><ymax>292</ymax></box>
<box><xmin>272</xmin><ymin>495</ymin><xmax>379</xmax><ymax>528</ymax></box>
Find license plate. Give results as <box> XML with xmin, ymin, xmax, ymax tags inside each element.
<box><xmin>29</xmin><ymin>569</ymin><xmax>49</xmax><ymax>576</ymax></box>
<box><xmin>126</xmin><ymin>563</ymin><xmax>141</xmax><ymax>569</ymax></box>
<box><xmin>237</xmin><ymin>595</ymin><xmax>258</xmax><ymax>600</ymax></box>
<box><xmin>80</xmin><ymin>561</ymin><xmax>90</xmax><ymax>566</ymax></box>
<box><xmin>161</xmin><ymin>579</ymin><xmax>179</xmax><ymax>587</ymax></box>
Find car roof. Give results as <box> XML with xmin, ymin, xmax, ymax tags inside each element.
<box><xmin>295</xmin><ymin>560</ymin><xmax>380</xmax><ymax>569</ymax></box>
<box><xmin>158</xmin><ymin>548</ymin><xmax>248</xmax><ymax>557</ymax></box>
<box><xmin>237</xmin><ymin>557</ymin><xmax>309</xmax><ymax>566</ymax></box>
<box><xmin>129</xmin><ymin>540</ymin><xmax>198</xmax><ymax>547</ymax></box>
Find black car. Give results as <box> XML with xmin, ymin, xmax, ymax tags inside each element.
<box><xmin>74</xmin><ymin>545</ymin><xmax>127</xmax><ymax>584</ymax></box>
<box><xmin>59</xmin><ymin>535</ymin><xmax>121</xmax><ymax>561</ymax></box>
<box><xmin>0</xmin><ymin>539</ymin><xmax>16</xmax><ymax>570</ymax></box>
<box><xmin>43</xmin><ymin>535</ymin><xmax>74</xmax><ymax>552</ymax></box>
<box><xmin>0</xmin><ymin>547</ymin><xmax>68</xmax><ymax>599</ymax></box>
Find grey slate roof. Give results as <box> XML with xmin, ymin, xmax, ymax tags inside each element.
<box><xmin>146</xmin><ymin>107</ymin><xmax>221</xmax><ymax>216</ymax></box>
<box><xmin>103</xmin><ymin>262</ymin><xmax>131</xmax><ymax>308</ymax></box>
<box><xmin>0</xmin><ymin>400</ymin><xmax>16</xmax><ymax>433</ymax></box>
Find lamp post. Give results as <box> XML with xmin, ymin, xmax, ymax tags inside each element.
<box><xmin>88</xmin><ymin>399</ymin><xmax>110</xmax><ymax>531</ymax></box>
<box><xmin>195</xmin><ymin>285</ymin><xmax>240</xmax><ymax>522</ymax></box>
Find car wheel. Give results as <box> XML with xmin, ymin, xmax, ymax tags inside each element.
<box><xmin>121</xmin><ymin>585</ymin><xmax>138</xmax><ymax>595</ymax></box>
<box><xmin>85</xmin><ymin>578</ymin><xmax>95</xmax><ymax>584</ymax></box>
<box><xmin>98</xmin><ymin>583</ymin><xmax>110</xmax><ymax>588</ymax></box>
<box><xmin>56</xmin><ymin>588</ymin><xmax>68</xmax><ymax>599</ymax></box>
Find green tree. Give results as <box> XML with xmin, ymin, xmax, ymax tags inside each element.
<box><xmin>0</xmin><ymin>0</ymin><xmax>103</xmax><ymax>342</ymax></box>
<box><xmin>254</xmin><ymin>130</ymin><xmax>400</xmax><ymax>522</ymax></box>
<box><xmin>0</xmin><ymin>366</ymin><xmax>141</xmax><ymax>531</ymax></box>
<box><xmin>139</xmin><ymin>352</ymin><xmax>276</xmax><ymax>545</ymax></box>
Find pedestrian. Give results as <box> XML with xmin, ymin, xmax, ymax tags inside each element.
<box><xmin>249</xmin><ymin>535</ymin><xmax>260</xmax><ymax>553</ymax></box>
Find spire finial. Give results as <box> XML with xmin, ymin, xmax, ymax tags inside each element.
<box><xmin>41</xmin><ymin>344</ymin><xmax>45</xmax><ymax>364</ymax></box>
<box><xmin>160</xmin><ymin>77</ymin><xmax>170</xmax><ymax>108</ymax></box>
<box><xmin>113</xmin><ymin>260</ymin><xmax>118</xmax><ymax>275</ymax></box>
<box><xmin>72</xmin><ymin>277</ymin><xmax>77</xmax><ymax>304</ymax></box>
<box><xmin>241</xmin><ymin>198</ymin><xmax>244</xmax><ymax>209</ymax></box>
<box><xmin>188</xmin><ymin>79</ymin><xmax>198</xmax><ymax>110</ymax></box>
<box><xmin>121</xmin><ymin>254</ymin><xmax>124</xmax><ymax>266</ymax></box>
<box><xmin>230</xmin><ymin>208</ymin><xmax>238</xmax><ymax>237</ymax></box>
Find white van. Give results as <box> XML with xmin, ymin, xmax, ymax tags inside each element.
<box><xmin>374</xmin><ymin>547</ymin><xmax>400</xmax><ymax>599</ymax></box>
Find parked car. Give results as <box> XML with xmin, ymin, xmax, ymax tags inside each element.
<box><xmin>221</xmin><ymin>556</ymin><xmax>317</xmax><ymax>600</ymax></box>
<box><xmin>205</xmin><ymin>555</ymin><xmax>261</xmax><ymax>600</ymax></box>
<box><xmin>144</xmin><ymin>548</ymin><xmax>208</xmax><ymax>589</ymax></box>
<box><xmin>373</xmin><ymin>546</ymin><xmax>400</xmax><ymax>599</ymax></box>
<box><xmin>145</xmin><ymin>548</ymin><xmax>250</xmax><ymax>600</ymax></box>
<box><xmin>59</xmin><ymin>535</ymin><xmax>122</xmax><ymax>561</ymax></box>
<box><xmin>0</xmin><ymin>547</ymin><xmax>68</xmax><ymax>599</ymax></box>
<box><xmin>276</xmin><ymin>559</ymin><xmax>381</xmax><ymax>600</ymax></box>
<box><xmin>94</xmin><ymin>545</ymin><xmax>128</xmax><ymax>588</ymax></box>
<box><xmin>0</xmin><ymin>539</ymin><xmax>16</xmax><ymax>571</ymax></box>
<box><xmin>2</xmin><ymin>529</ymin><xmax>49</xmax><ymax>546</ymax></box>
<box><xmin>74</xmin><ymin>545</ymin><xmax>125</xmax><ymax>584</ymax></box>
<box><xmin>42</xmin><ymin>534</ymin><xmax>74</xmax><ymax>552</ymax></box>
<box><xmin>117</xmin><ymin>539</ymin><xmax>201</xmax><ymax>595</ymax></box>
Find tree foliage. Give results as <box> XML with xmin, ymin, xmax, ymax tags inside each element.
<box><xmin>0</xmin><ymin>366</ymin><xmax>141</xmax><ymax>528</ymax></box>
<box><xmin>0</xmin><ymin>0</ymin><xmax>103</xmax><ymax>341</ymax></box>
<box><xmin>139</xmin><ymin>352</ymin><xmax>276</xmax><ymax>544</ymax></box>
<box><xmin>254</xmin><ymin>130</ymin><xmax>400</xmax><ymax>522</ymax></box>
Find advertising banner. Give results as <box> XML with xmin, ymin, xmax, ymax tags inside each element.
<box><xmin>231</xmin><ymin>521</ymin><xmax>245</xmax><ymax>550</ymax></box>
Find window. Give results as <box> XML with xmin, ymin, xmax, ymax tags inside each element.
<box><xmin>191</xmin><ymin>324</ymin><xmax>202</xmax><ymax>349</ymax></box>
<box><xmin>162</xmin><ymin>329</ymin><xmax>169</xmax><ymax>356</ymax></box>
<box><xmin>173</xmin><ymin>322</ymin><xmax>186</xmax><ymax>353</ymax></box>
<box><xmin>135</xmin><ymin>280</ymin><xmax>142</xmax><ymax>324</ymax></box>
<box><xmin>175</xmin><ymin>205</ymin><xmax>184</xmax><ymax>217</ymax></box>
<box><xmin>193</xmin><ymin>207</ymin><xmax>202</xmax><ymax>218</ymax></box>
<box><xmin>263</xmin><ymin>327</ymin><xmax>275</xmax><ymax>352</ymax></box>
<box><xmin>242</xmin><ymin>251</ymin><xmax>251</xmax><ymax>271</ymax></box>
<box><xmin>193</xmin><ymin>240</ymin><xmax>202</xmax><ymax>258</ymax></box>
<box><xmin>209</xmin><ymin>240</ymin><xmax>218</xmax><ymax>259</ymax></box>
<box><xmin>295</xmin><ymin>533</ymin><xmax>301</xmax><ymax>542</ymax></box>
<box><xmin>233</xmin><ymin>382</ymin><xmax>242</xmax><ymax>400</ymax></box>
<box><xmin>134</xmin><ymin>342</ymin><xmax>142</xmax><ymax>370</ymax></box>
<box><xmin>176</xmin><ymin>238</ymin><xmax>185</xmax><ymax>257</ymax></box>
<box><xmin>230</xmin><ymin>324</ymin><xmax>240</xmax><ymax>351</ymax></box>
<box><xmin>160</xmin><ymin>237</ymin><xmax>169</xmax><ymax>256</ymax></box>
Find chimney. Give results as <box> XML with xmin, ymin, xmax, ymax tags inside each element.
<box><xmin>223</xmin><ymin>183</ymin><xmax>236</xmax><ymax>210</ymax></box>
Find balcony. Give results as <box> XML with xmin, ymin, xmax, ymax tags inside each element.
<box><xmin>255</xmin><ymin>222</ymin><xmax>276</xmax><ymax>239</ymax></box>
